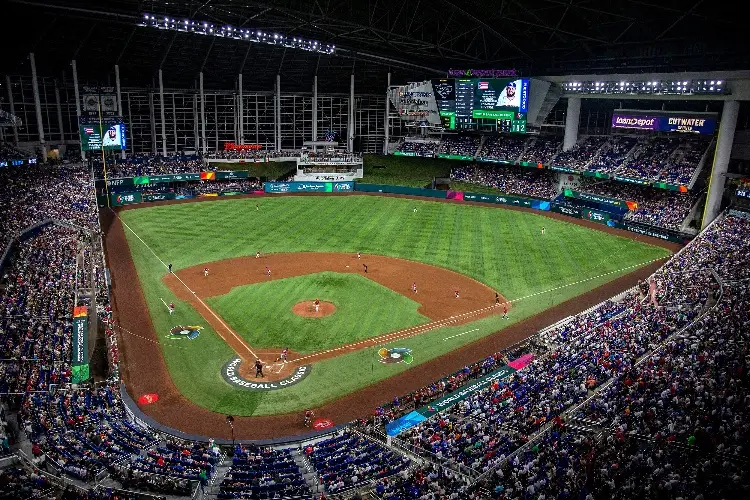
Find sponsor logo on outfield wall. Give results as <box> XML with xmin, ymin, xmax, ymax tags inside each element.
<box><xmin>221</xmin><ymin>358</ymin><xmax>312</xmax><ymax>391</ymax></box>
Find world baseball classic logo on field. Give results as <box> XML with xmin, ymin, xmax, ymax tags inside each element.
<box><xmin>166</xmin><ymin>325</ymin><xmax>203</xmax><ymax>340</ymax></box>
<box><xmin>378</xmin><ymin>347</ymin><xmax>413</xmax><ymax>364</ymax></box>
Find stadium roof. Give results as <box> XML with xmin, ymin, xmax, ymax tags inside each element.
<box><xmin>2</xmin><ymin>0</ymin><xmax>748</xmax><ymax>94</ymax></box>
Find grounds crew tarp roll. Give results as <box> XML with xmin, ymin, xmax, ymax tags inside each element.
<box><xmin>72</xmin><ymin>306</ymin><xmax>90</xmax><ymax>383</ymax></box>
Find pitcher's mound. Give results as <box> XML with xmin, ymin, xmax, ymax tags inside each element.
<box><xmin>292</xmin><ymin>301</ymin><xmax>336</xmax><ymax>318</ymax></box>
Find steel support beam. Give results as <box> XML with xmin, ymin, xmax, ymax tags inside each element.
<box><xmin>702</xmin><ymin>100</ymin><xmax>739</xmax><ymax>228</ymax></box>
<box><xmin>6</xmin><ymin>75</ymin><xmax>19</xmax><ymax>146</ymax></box>
<box><xmin>349</xmin><ymin>73</ymin><xmax>355</xmax><ymax>152</ymax></box>
<box><xmin>383</xmin><ymin>71</ymin><xmax>390</xmax><ymax>154</ymax></box>
<box><xmin>71</xmin><ymin>59</ymin><xmax>84</xmax><ymax>160</ymax></box>
<box><xmin>29</xmin><ymin>53</ymin><xmax>47</xmax><ymax>162</ymax></box>
<box><xmin>238</xmin><ymin>73</ymin><xmax>244</xmax><ymax>144</ymax></box>
<box><xmin>115</xmin><ymin>64</ymin><xmax>125</xmax><ymax>158</ymax></box>
<box><xmin>199</xmin><ymin>72</ymin><xmax>206</xmax><ymax>154</ymax></box>
<box><xmin>158</xmin><ymin>69</ymin><xmax>167</xmax><ymax>156</ymax></box>
<box><xmin>54</xmin><ymin>79</ymin><xmax>65</xmax><ymax>146</ymax></box>
<box><xmin>312</xmin><ymin>75</ymin><xmax>318</xmax><ymax>143</ymax></box>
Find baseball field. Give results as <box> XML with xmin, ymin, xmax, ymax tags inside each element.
<box><xmin>107</xmin><ymin>193</ymin><xmax>674</xmax><ymax>438</ymax></box>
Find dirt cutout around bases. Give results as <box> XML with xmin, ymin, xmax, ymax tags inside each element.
<box><xmin>292</xmin><ymin>301</ymin><xmax>337</xmax><ymax>318</ymax></box>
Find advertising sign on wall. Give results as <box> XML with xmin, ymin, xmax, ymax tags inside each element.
<box><xmin>611</xmin><ymin>113</ymin><xmax>716</xmax><ymax>134</ymax></box>
<box><xmin>264</xmin><ymin>181</ymin><xmax>354</xmax><ymax>193</ymax></box>
<box><xmin>72</xmin><ymin>306</ymin><xmax>89</xmax><ymax>383</ymax></box>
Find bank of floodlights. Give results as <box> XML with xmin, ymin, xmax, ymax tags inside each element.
<box><xmin>139</xmin><ymin>14</ymin><xmax>335</xmax><ymax>55</ymax></box>
<box><xmin>562</xmin><ymin>79</ymin><xmax>727</xmax><ymax>96</ymax></box>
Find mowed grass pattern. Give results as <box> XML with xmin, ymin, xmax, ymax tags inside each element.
<box><xmin>119</xmin><ymin>195</ymin><xmax>671</xmax><ymax>415</ymax></box>
<box><xmin>206</xmin><ymin>272</ymin><xmax>428</xmax><ymax>353</ymax></box>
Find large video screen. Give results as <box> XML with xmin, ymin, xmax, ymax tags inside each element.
<box><xmin>80</xmin><ymin>123</ymin><xmax>127</xmax><ymax>151</ymax></box>
<box><xmin>432</xmin><ymin>78</ymin><xmax>529</xmax><ymax>133</ymax></box>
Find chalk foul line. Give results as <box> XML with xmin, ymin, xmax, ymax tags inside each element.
<box><xmin>443</xmin><ymin>329</ymin><xmax>480</xmax><ymax>341</ymax></box>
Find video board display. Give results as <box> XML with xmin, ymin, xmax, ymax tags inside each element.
<box><xmin>432</xmin><ymin>78</ymin><xmax>529</xmax><ymax>133</ymax></box>
<box><xmin>79</xmin><ymin>123</ymin><xmax>127</xmax><ymax>151</ymax></box>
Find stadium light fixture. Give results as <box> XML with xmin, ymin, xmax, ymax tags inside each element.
<box><xmin>140</xmin><ymin>13</ymin><xmax>335</xmax><ymax>55</ymax></box>
<box><xmin>562</xmin><ymin>78</ymin><xmax>729</xmax><ymax>96</ymax></box>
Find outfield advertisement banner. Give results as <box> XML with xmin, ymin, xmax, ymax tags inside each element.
<box><xmin>437</xmin><ymin>154</ymin><xmax>474</xmax><ymax>161</ymax></box>
<box><xmin>617</xmin><ymin>221</ymin><xmax>691</xmax><ymax>243</ymax></box>
<box><xmin>215</xmin><ymin>170</ymin><xmax>249</xmax><ymax>180</ymax></box>
<box><xmin>110</xmin><ymin>193</ymin><xmax>143</xmax><ymax>206</ymax></box>
<box><xmin>386</xmin><ymin>365</ymin><xmax>516</xmax><ymax>436</ymax></box>
<box><xmin>613</xmin><ymin>175</ymin><xmax>652</xmax><ymax>187</ymax></box>
<box><xmin>142</xmin><ymin>193</ymin><xmax>176</xmax><ymax>202</ymax></box>
<box><xmin>462</xmin><ymin>192</ymin><xmax>550</xmax><ymax>211</ymax></box>
<box><xmin>133</xmin><ymin>173</ymin><xmax>201</xmax><ymax>185</ymax></box>
<box><xmin>264</xmin><ymin>181</ymin><xmax>354</xmax><ymax>193</ymax></box>
<box><xmin>354</xmin><ymin>184</ymin><xmax>447</xmax><ymax>198</ymax></box>
<box><xmin>564</xmin><ymin>189</ymin><xmax>637</xmax><ymax>211</ymax></box>
<box><xmin>72</xmin><ymin>306</ymin><xmax>89</xmax><ymax>383</ymax></box>
<box><xmin>550</xmin><ymin>204</ymin><xmax>582</xmax><ymax>217</ymax></box>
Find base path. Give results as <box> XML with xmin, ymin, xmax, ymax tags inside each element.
<box><xmin>102</xmin><ymin>196</ymin><xmax>679</xmax><ymax>441</ymax></box>
<box><xmin>164</xmin><ymin>253</ymin><xmax>503</xmax><ymax>382</ymax></box>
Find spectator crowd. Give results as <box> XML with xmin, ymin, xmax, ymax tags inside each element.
<box><xmin>0</xmin><ymin>155</ymin><xmax>747</xmax><ymax>500</ymax></box>
<box><xmin>451</xmin><ymin>165</ymin><xmax>557</xmax><ymax>199</ymax></box>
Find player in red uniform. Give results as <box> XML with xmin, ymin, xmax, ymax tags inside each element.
<box><xmin>281</xmin><ymin>347</ymin><xmax>289</xmax><ymax>362</ymax></box>
<box><xmin>168</xmin><ymin>302</ymin><xmax>175</xmax><ymax>315</ymax></box>
<box><xmin>304</xmin><ymin>409</ymin><xmax>315</xmax><ymax>427</ymax></box>
<box><xmin>314</xmin><ymin>298</ymin><xmax>320</xmax><ymax>313</ymax></box>
<box><xmin>503</xmin><ymin>305</ymin><xmax>508</xmax><ymax>319</ymax></box>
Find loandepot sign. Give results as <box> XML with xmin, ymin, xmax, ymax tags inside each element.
<box><xmin>385</xmin><ymin>365</ymin><xmax>516</xmax><ymax>436</ymax></box>
<box><xmin>221</xmin><ymin>358</ymin><xmax>312</xmax><ymax>391</ymax></box>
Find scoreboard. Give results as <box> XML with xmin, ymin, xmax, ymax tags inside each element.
<box><xmin>432</xmin><ymin>78</ymin><xmax>529</xmax><ymax>133</ymax></box>
<box><xmin>79</xmin><ymin>122</ymin><xmax>127</xmax><ymax>151</ymax></box>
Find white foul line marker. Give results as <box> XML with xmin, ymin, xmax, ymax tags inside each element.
<box><xmin>443</xmin><ymin>328</ymin><xmax>479</xmax><ymax>341</ymax></box>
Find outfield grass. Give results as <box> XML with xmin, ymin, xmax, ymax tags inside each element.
<box><xmin>119</xmin><ymin>195</ymin><xmax>671</xmax><ymax>415</ymax></box>
<box><xmin>206</xmin><ymin>272</ymin><xmax>428</xmax><ymax>353</ymax></box>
